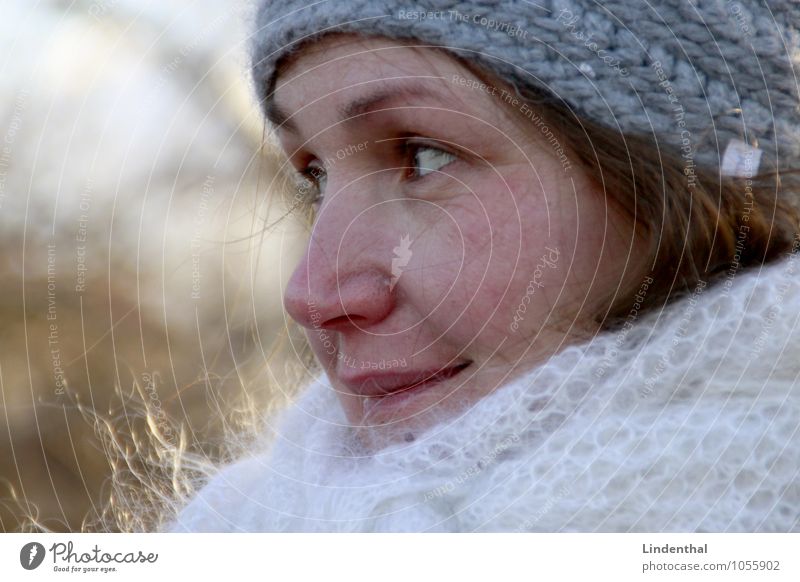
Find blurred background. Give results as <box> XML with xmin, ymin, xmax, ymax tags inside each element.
<box><xmin>0</xmin><ymin>0</ymin><xmax>310</xmax><ymax>531</ymax></box>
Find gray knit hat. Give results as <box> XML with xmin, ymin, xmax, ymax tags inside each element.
<box><xmin>251</xmin><ymin>1</ymin><xmax>799</xmax><ymax>176</ymax></box>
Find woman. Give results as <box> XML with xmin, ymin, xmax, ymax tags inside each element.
<box><xmin>170</xmin><ymin>0</ymin><xmax>800</xmax><ymax>531</ymax></box>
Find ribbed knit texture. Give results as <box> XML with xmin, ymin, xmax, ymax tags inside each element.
<box><xmin>250</xmin><ymin>0</ymin><xmax>800</xmax><ymax>173</ymax></box>
<box><xmin>170</xmin><ymin>251</ymin><xmax>800</xmax><ymax>532</ymax></box>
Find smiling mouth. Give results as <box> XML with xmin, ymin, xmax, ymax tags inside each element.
<box><xmin>341</xmin><ymin>361</ymin><xmax>472</xmax><ymax>399</ymax></box>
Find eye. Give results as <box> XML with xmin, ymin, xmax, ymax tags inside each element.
<box><xmin>294</xmin><ymin>162</ymin><xmax>327</xmax><ymax>209</ymax></box>
<box><xmin>407</xmin><ymin>143</ymin><xmax>457</xmax><ymax>179</ymax></box>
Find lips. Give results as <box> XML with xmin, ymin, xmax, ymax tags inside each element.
<box><xmin>338</xmin><ymin>361</ymin><xmax>472</xmax><ymax>398</ymax></box>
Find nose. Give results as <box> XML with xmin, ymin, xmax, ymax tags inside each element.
<box><xmin>283</xmin><ymin>220</ymin><xmax>396</xmax><ymax>332</ymax></box>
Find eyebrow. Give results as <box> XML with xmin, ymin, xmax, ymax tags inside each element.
<box><xmin>265</xmin><ymin>82</ymin><xmax>447</xmax><ymax>135</ymax></box>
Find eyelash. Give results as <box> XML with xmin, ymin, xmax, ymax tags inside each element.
<box><xmin>294</xmin><ymin>139</ymin><xmax>459</xmax><ymax>209</ymax></box>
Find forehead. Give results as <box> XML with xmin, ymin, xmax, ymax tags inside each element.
<box><xmin>268</xmin><ymin>34</ymin><xmax>502</xmax><ymax>132</ymax></box>
<box><xmin>277</xmin><ymin>34</ymin><xmax>456</xmax><ymax>93</ymax></box>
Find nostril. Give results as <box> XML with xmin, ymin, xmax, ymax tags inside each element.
<box><xmin>285</xmin><ymin>264</ymin><xmax>396</xmax><ymax>331</ymax></box>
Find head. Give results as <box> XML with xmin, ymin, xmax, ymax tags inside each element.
<box><xmin>264</xmin><ymin>33</ymin><xmax>799</xmax><ymax>450</ymax></box>
<box><xmin>268</xmin><ymin>33</ymin><xmax>639</xmax><ymax>449</ymax></box>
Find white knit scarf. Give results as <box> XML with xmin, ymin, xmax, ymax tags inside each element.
<box><xmin>170</xmin><ymin>253</ymin><xmax>800</xmax><ymax>532</ymax></box>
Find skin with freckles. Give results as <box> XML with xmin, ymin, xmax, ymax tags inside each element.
<box><xmin>273</xmin><ymin>34</ymin><xmax>645</xmax><ymax>450</ymax></box>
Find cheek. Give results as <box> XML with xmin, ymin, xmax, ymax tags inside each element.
<box><xmin>409</xmin><ymin>167</ymin><xmax>612</xmax><ymax>343</ymax></box>
<box><xmin>508</xmin><ymin>169</ymin><xmax>639</xmax><ymax>323</ymax></box>
<box><xmin>402</xmin><ymin>171</ymin><xmax>558</xmax><ymax>340</ymax></box>
<box><xmin>480</xmin><ymin>174</ymin><xmax>572</xmax><ymax>335</ymax></box>
<box><xmin>377</xmin><ymin>163</ymin><xmax>623</xmax><ymax>348</ymax></box>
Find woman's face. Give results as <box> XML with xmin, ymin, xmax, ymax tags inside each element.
<box><xmin>274</xmin><ymin>35</ymin><xmax>642</xmax><ymax>449</ymax></box>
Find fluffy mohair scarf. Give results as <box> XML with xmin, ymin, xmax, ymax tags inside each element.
<box><xmin>170</xmin><ymin>253</ymin><xmax>800</xmax><ymax>532</ymax></box>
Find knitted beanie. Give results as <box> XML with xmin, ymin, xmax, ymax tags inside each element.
<box><xmin>250</xmin><ymin>0</ymin><xmax>800</xmax><ymax>177</ymax></box>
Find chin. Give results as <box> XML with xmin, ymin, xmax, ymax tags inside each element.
<box><xmin>348</xmin><ymin>374</ymin><xmax>479</xmax><ymax>451</ymax></box>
